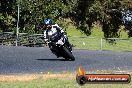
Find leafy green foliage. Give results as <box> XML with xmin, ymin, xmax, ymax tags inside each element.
<box><xmin>0</xmin><ymin>0</ymin><xmax>131</xmax><ymax>37</ymax></box>
<box><xmin>70</xmin><ymin>0</ymin><xmax>132</xmax><ymax>38</ymax></box>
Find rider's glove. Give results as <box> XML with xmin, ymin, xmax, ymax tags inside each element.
<box><xmin>44</xmin><ymin>39</ymin><xmax>49</xmax><ymax>46</ymax></box>
<box><xmin>60</xmin><ymin>30</ymin><xmax>64</xmax><ymax>33</ymax></box>
<box><xmin>44</xmin><ymin>39</ymin><xmax>48</xmax><ymax>42</ymax></box>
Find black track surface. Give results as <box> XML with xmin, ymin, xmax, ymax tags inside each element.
<box><xmin>0</xmin><ymin>45</ymin><xmax>132</xmax><ymax>74</ymax></box>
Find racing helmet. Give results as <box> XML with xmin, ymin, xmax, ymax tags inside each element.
<box><xmin>43</xmin><ymin>19</ymin><xmax>53</xmax><ymax>25</ymax></box>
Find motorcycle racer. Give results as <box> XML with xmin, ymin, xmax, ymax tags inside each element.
<box><xmin>43</xmin><ymin>18</ymin><xmax>71</xmax><ymax>58</ymax></box>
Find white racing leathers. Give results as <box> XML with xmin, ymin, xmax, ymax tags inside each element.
<box><xmin>44</xmin><ymin>24</ymin><xmax>65</xmax><ymax>43</ymax></box>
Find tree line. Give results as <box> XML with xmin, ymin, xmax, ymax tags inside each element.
<box><xmin>0</xmin><ymin>0</ymin><xmax>132</xmax><ymax>37</ymax></box>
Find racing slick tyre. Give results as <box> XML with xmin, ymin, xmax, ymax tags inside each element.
<box><xmin>63</xmin><ymin>47</ymin><xmax>75</xmax><ymax>61</ymax></box>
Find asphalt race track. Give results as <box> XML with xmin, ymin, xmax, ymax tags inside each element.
<box><xmin>0</xmin><ymin>45</ymin><xmax>132</xmax><ymax>74</ymax></box>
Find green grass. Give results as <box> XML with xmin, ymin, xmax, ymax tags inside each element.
<box><xmin>65</xmin><ymin>21</ymin><xmax>132</xmax><ymax>51</ymax></box>
<box><xmin>69</xmin><ymin>37</ymin><xmax>132</xmax><ymax>51</ymax></box>
<box><xmin>0</xmin><ymin>78</ymin><xmax>131</xmax><ymax>88</ymax></box>
<box><xmin>102</xmin><ymin>39</ymin><xmax>132</xmax><ymax>51</ymax></box>
<box><xmin>69</xmin><ymin>37</ymin><xmax>101</xmax><ymax>50</ymax></box>
<box><xmin>89</xmin><ymin>24</ymin><xmax>104</xmax><ymax>38</ymax></box>
<box><xmin>65</xmin><ymin>23</ymin><xmax>86</xmax><ymax>37</ymax></box>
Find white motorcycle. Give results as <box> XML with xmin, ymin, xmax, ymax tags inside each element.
<box><xmin>47</xmin><ymin>32</ymin><xmax>75</xmax><ymax>61</ymax></box>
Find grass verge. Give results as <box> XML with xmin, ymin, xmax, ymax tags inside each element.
<box><xmin>65</xmin><ymin>21</ymin><xmax>132</xmax><ymax>52</ymax></box>
<box><xmin>69</xmin><ymin>37</ymin><xmax>132</xmax><ymax>51</ymax></box>
<box><xmin>1</xmin><ymin>78</ymin><xmax>132</xmax><ymax>88</ymax></box>
<box><xmin>0</xmin><ymin>72</ymin><xmax>131</xmax><ymax>88</ymax></box>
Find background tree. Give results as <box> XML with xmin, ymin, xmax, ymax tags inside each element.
<box><xmin>70</xmin><ymin>0</ymin><xmax>132</xmax><ymax>38</ymax></box>
<box><xmin>0</xmin><ymin>0</ymin><xmax>131</xmax><ymax>37</ymax></box>
<box><xmin>0</xmin><ymin>0</ymin><xmax>16</xmax><ymax>32</ymax></box>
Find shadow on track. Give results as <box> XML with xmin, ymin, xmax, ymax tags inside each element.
<box><xmin>36</xmin><ymin>59</ymin><xmax>68</xmax><ymax>61</ymax></box>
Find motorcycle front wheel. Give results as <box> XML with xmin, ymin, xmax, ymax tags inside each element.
<box><xmin>63</xmin><ymin>47</ymin><xmax>75</xmax><ymax>61</ymax></box>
